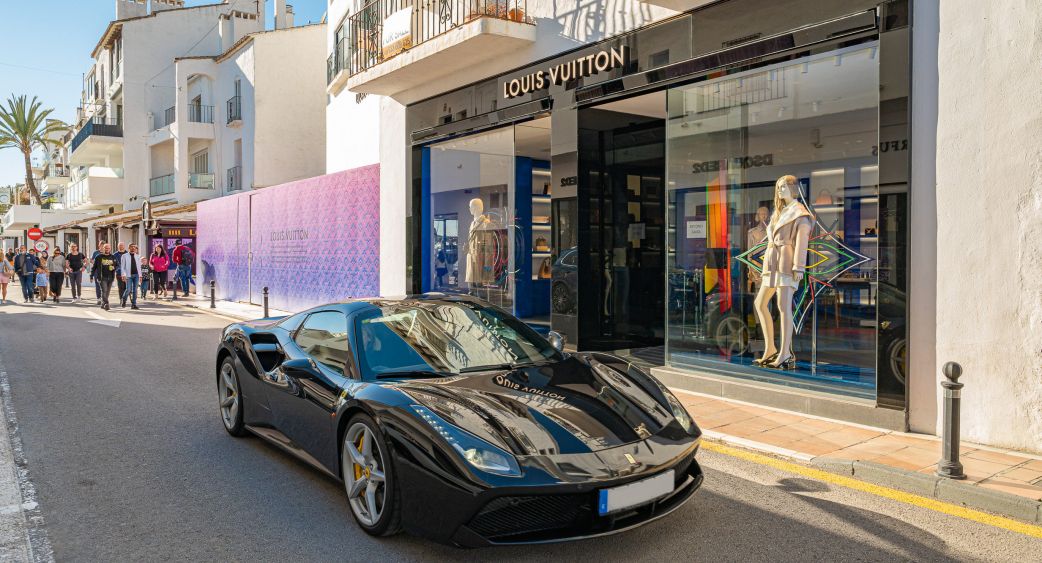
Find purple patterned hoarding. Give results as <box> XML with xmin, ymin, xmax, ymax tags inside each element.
<box><xmin>197</xmin><ymin>164</ymin><xmax>380</xmax><ymax>313</ymax></box>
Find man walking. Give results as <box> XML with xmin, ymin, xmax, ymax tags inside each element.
<box><xmin>172</xmin><ymin>240</ymin><xmax>193</xmax><ymax>295</ymax></box>
<box><xmin>119</xmin><ymin>244</ymin><xmax>141</xmax><ymax>310</ymax></box>
<box><xmin>90</xmin><ymin>243</ymin><xmax>118</xmax><ymax>311</ymax></box>
<box><xmin>114</xmin><ymin>242</ymin><xmax>128</xmax><ymax>304</ymax></box>
<box><xmin>12</xmin><ymin>246</ymin><xmax>37</xmax><ymax>303</ymax></box>
<box><xmin>90</xmin><ymin>241</ymin><xmax>105</xmax><ymax>304</ymax></box>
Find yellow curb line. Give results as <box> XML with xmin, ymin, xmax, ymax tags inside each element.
<box><xmin>701</xmin><ymin>440</ymin><xmax>1042</xmax><ymax>539</ymax></box>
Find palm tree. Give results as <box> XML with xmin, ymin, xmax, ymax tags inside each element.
<box><xmin>0</xmin><ymin>95</ymin><xmax>67</xmax><ymax>205</ymax></box>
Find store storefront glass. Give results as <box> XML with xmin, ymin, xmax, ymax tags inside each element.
<box><xmin>665</xmin><ymin>43</ymin><xmax>884</xmax><ymax>398</ymax></box>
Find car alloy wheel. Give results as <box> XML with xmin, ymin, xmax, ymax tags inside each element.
<box><xmin>714</xmin><ymin>314</ymin><xmax>750</xmax><ymax>356</ymax></box>
<box><xmin>343</xmin><ymin>421</ymin><xmax>389</xmax><ymax>528</ymax></box>
<box><xmin>218</xmin><ymin>358</ymin><xmax>245</xmax><ymax>436</ymax></box>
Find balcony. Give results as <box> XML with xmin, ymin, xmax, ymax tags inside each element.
<box><xmin>226</xmin><ymin>96</ymin><xmax>242</xmax><ymax>125</ymax></box>
<box><xmin>153</xmin><ymin>106</ymin><xmax>176</xmax><ymax>131</ymax></box>
<box><xmin>227</xmin><ymin>165</ymin><xmax>242</xmax><ymax>191</ymax></box>
<box><xmin>188</xmin><ymin>104</ymin><xmax>214</xmax><ymax>124</ymax></box>
<box><xmin>65</xmin><ymin>167</ymin><xmax>124</xmax><ymax>210</ymax></box>
<box><xmin>69</xmin><ymin>117</ymin><xmax>123</xmax><ymax>165</ymax></box>
<box><xmin>150</xmin><ymin>174</ymin><xmax>175</xmax><ymax>197</ymax></box>
<box><xmin>189</xmin><ymin>172</ymin><xmax>215</xmax><ymax>190</ymax></box>
<box><xmin>327</xmin><ymin>38</ymin><xmax>348</xmax><ymax>93</ymax></box>
<box><xmin>339</xmin><ymin>0</ymin><xmax>535</xmax><ymax>99</ymax></box>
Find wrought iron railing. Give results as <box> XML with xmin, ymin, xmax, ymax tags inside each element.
<box><xmin>327</xmin><ymin>38</ymin><xmax>347</xmax><ymax>84</ymax></box>
<box><xmin>47</xmin><ymin>164</ymin><xmax>69</xmax><ymax>178</ymax></box>
<box><xmin>188</xmin><ymin>104</ymin><xmax>214</xmax><ymax>124</ymax></box>
<box><xmin>155</xmin><ymin>106</ymin><xmax>176</xmax><ymax>130</ymax></box>
<box><xmin>227</xmin><ymin>166</ymin><xmax>242</xmax><ymax>191</ymax></box>
<box><xmin>189</xmin><ymin>172</ymin><xmax>215</xmax><ymax>189</ymax></box>
<box><xmin>343</xmin><ymin>0</ymin><xmax>529</xmax><ymax>77</ymax></box>
<box><xmin>70</xmin><ymin>117</ymin><xmax>123</xmax><ymax>153</ymax></box>
<box><xmin>226</xmin><ymin>96</ymin><xmax>242</xmax><ymax>123</ymax></box>
<box><xmin>150</xmin><ymin>174</ymin><xmax>175</xmax><ymax>197</ymax></box>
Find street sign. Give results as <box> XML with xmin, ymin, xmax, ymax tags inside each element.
<box><xmin>33</xmin><ymin>240</ymin><xmax>48</xmax><ymax>253</ymax></box>
<box><xmin>27</xmin><ymin>228</ymin><xmax>43</xmax><ymax>241</ymax></box>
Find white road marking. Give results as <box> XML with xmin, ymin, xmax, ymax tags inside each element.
<box><xmin>84</xmin><ymin>310</ymin><xmax>121</xmax><ymax>328</ymax></box>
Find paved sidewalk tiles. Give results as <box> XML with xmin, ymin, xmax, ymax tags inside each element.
<box><xmin>674</xmin><ymin>389</ymin><xmax>1042</xmax><ymax>523</ymax></box>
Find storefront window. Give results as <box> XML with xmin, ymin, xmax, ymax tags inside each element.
<box><xmin>665</xmin><ymin>43</ymin><xmax>882</xmax><ymax>397</ymax></box>
<box><xmin>427</xmin><ymin>127</ymin><xmax>516</xmax><ymax>312</ymax></box>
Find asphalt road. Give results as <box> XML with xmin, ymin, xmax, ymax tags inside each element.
<box><xmin>0</xmin><ymin>297</ymin><xmax>1039</xmax><ymax>562</ymax></box>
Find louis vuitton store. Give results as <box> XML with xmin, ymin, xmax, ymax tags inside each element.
<box><xmin>405</xmin><ymin>0</ymin><xmax>914</xmax><ymax>428</ymax></box>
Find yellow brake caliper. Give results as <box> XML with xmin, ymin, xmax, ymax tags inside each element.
<box><xmin>353</xmin><ymin>435</ymin><xmax>364</xmax><ymax>489</ymax></box>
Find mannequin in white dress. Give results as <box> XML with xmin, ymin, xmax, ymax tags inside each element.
<box><xmin>753</xmin><ymin>175</ymin><xmax>813</xmax><ymax>369</ymax></box>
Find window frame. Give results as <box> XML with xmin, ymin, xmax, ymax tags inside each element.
<box><xmin>293</xmin><ymin>310</ymin><xmax>352</xmax><ymax>377</ymax></box>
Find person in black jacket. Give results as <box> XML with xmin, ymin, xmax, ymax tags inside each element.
<box><xmin>65</xmin><ymin>244</ymin><xmax>86</xmax><ymax>301</ymax></box>
<box><xmin>90</xmin><ymin>243</ymin><xmax>118</xmax><ymax>310</ymax></box>
<box><xmin>12</xmin><ymin>246</ymin><xmax>38</xmax><ymax>303</ymax></box>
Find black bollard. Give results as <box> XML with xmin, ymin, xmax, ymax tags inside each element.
<box><xmin>210</xmin><ymin>280</ymin><xmax>216</xmax><ymax>309</ymax></box>
<box><xmin>263</xmin><ymin>286</ymin><xmax>269</xmax><ymax>318</ymax></box>
<box><xmin>936</xmin><ymin>361</ymin><xmax>966</xmax><ymax>479</ymax></box>
<box><xmin>172</xmin><ymin>278</ymin><xmax>178</xmax><ymax>300</ymax></box>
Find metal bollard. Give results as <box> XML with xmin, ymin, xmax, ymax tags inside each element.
<box><xmin>936</xmin><ymin>361</ymin><xmax>966</xmax><ymax>479</ymax></box>
<box><xmin>210</xmin><ymin>280</ymin><xmax>216</xmax><ymax>309</ymax></box>
<box><xmin>263</xmin><ymin>286</ymin><xmax>269</xmax><ymax>318</ymax></box>
<box><xmin>172</xmin><ymin>278</ymin><xmax>178</xmax><ymax>300</ymax></box>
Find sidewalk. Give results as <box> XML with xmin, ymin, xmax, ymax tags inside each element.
<box><xmin>166</xmin><ymin>293</ymin><xmax>291</xmax><ymax>320</ymax></box>
<box><xmin>675</xmin><ymin>389</ymin><xmax>1042</xmax><ymax>524</ymax></box>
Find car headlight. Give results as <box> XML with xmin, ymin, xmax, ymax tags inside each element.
<box><xmin>410</xmin><ymin>405</ymin><xmax>521</xmax><ymax>477</ymax></box>
<box><xmin>665</xmin><ymin>393</ymin><xmax>694</xmax><ymax>433</ymax></box>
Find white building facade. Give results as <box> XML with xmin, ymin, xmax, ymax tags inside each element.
<box><xmin>324</xmin><ymin>0</ymin><xmax>1042</xmax><ymax>454</ymax></box>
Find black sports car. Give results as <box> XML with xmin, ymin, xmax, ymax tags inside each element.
<box><xmin>215</xmin><ymin>294</ymin><xmax>703</xmax><ymax>546</ymax></box>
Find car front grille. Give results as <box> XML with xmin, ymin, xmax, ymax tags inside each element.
<box><xmin>467</xmin><ymin>494</ymin><xmax>591</xmax><ymax>540</ymax></box>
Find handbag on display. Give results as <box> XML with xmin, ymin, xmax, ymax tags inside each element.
<box><xmin>539</xmin><ymin>257</ymin><xmax>552</xmax><ymax>279</ymax></box>
<box><xmin>813</xmin><ymin>189</ymin><xmax>836</xmax><ymax>205</ymax></box>
<box><xmin>534</xmin><ymin>237</ymin><xmax>550</xmax><ymax>252</ymax></box>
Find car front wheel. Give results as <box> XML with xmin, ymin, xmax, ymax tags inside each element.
<box><xmin>342</xmin><ymin>414</ymin><xmax>401</xmax><ymax>536</ymax></box>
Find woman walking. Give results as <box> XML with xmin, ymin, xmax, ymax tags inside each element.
<box><xmin>65</xmin><ymin>244</ymin><xmax>85</xmax><ymax>301</ymax></box>
<box><xmin>0</xmin><ymin>252</ymin><xmax>12</xmax><ymax>304</ymax></box>
<box><xmin>150</xmin><ymin>244</ymin><xmax>169</xmax><ymax>298</ymax></box>
<box><xmin>47</xmin><ymin>248</ymin><xmax>66</xmax><ymax>303</ymax></box>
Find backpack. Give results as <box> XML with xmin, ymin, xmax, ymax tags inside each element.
<box><xmin>179</xmin><ymin>246</ymin><xmax>193</xmax><ymax>266</ymax></box>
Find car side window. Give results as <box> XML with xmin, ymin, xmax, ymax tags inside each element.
<box><xmin>293</xmin><ymin>311</ymin><xmax>349</xmax><ymax>375</ymax></box>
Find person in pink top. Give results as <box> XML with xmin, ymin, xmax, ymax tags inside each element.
<box><xmin>149</xmin><ymin>244</ymin><xmax>170</xmax><ymax>298</ymax></box>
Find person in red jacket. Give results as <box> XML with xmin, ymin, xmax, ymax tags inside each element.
<box><xmin>150</xmin><ymin>244</ymin><xmax>169</xmax><ymax>298</ymax></box>
<box><xmin>171</xmin><ymin>239</ymin><xmax>193</xmax><ymax>294</ymax></box>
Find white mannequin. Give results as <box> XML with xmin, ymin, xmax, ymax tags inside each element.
<box><xmin>464</xmin><ymin>198</ymin><xmax>492</xmax><ymax>285</ymax></box>
<box><xmin>753</xmin><ymin>176</ymin><xmax>813</xmax><ymax>369</ymax></box>
<box><xmin>468</xmin><ymin>198</ymin><xmax>489</xmax><ymax>230</ymax></box>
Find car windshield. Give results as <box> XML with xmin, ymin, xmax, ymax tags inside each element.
<box><xmin>354</xmin><ymin>301</ymin><xmax>561</xmax><ymax>379</ymax></box>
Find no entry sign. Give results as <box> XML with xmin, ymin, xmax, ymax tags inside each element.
<box><xmin>27</xmin><ymin>228</ymin><xmax>43</xmax><ymax>241</ymax></box>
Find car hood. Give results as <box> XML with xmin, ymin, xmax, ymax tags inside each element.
<box><xmin>395</xmin><ymin>355</ymin><xmax>678</xmax><ymax>456</ymax></box>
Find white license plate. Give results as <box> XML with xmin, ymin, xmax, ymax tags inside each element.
<box><xmin>598</xmin><ymin>470</ymin><xmax>674</xmax><ymax>516</ymax></box>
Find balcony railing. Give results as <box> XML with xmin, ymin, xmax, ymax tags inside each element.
<box><xmin>188</xmin><ymin>104</ymin><xmax>214</xmax><ymax>124</ymax></box>
<box><xmin>227</xmin><ymin>166</ymin><xmax>242</xmax><ymax>191</ymax></box>
<box><xmin>189</xmin><ymin>172</ymin><xmax>215</xmax><ymax>189</ymax></box>
<box><xmin>326</xmin><ymin>37</ymin><xmax>347</xmax><ymax>84</ymax></box>
<box><xmin>70</xmin><ymin>117</ymin><xmax>123</xmax><ymax>153</ymax></box>
<box><xmin>226</xmin><ymin>96</ymin><xmax>242</xmax><ymax>123</ymax></box>
<box><xmin>344</xmin><ymin>0</ymin><xmax>529</xmax><ymax>77</ymax></box>
<box><xmin>150</xmin><ymin>174</ymin><xmax>175</xmax><ymax>197</ymax></box>
<box><xmin>47</xmin><ymin>164</ymin><xmax>69</xmax><ymax>178</ymax></box>
<box><xmin>153</xmin><ymin>106</ymin><xmax>176</xmax><ymax>131</ymax></box>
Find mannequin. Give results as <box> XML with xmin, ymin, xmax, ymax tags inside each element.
<box><xmin>746</xmin><ymin>206</ymin><xmax>769</xmax><ymax>291</ymax></box>
<box><xmin>753</xmin><ymin>175</ymin><xmax>813</xmax><ymax>369</ymax></box>
<box><xmin>464</xmin><ymin>198</ymin><xmax>494</xmax><ymax>286</ymax></box>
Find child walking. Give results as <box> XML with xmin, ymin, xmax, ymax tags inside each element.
<box><xmin>139</xmin><ymin>256</ymin><xmax>151</xmax><ymax>299</ymax></box>
<box><xmin>35</xmin><ymin>266</ymin><xmax>49</xmax><ymax>302</ymax></box>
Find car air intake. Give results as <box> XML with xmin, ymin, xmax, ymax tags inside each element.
<box><xmin>467</xmin><ymin>494</ymin><xmax>590</xmax><ymax>540</ymax></box>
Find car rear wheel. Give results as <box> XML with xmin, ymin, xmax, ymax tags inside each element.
<box><xmin>218</xmin><ymin>357</ymin><xmax>246</xmax><ymax>437</ymax></box>
<box><xmin>342</xmin><ymin>414</ymin><xmax>401</xmax><ymax>536</ymax></box>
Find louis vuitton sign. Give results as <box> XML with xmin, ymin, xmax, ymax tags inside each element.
<box><xmin>503</xmin><ymin>46</ymin><xmax>627</xmax><ymax>99</ymax></box>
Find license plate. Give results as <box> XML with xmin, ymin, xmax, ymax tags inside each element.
<box><xmin>598</xmin><ymin>470</ymin><xmax>674</xmax><ymax>516</ymax></box>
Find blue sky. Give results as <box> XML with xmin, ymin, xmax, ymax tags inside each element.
<box><xmin>0</xmin><ymin>0</ymin><xmax>328</xmax><ymax>187</ymax></box>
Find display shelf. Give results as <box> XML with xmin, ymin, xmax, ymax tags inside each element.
<box><xmin>532</xmin><ymin>194</ymin><xmax>551</xmax><ymax>203</ymax></box>
<box><xmin>532</xmin><ymin>252</ymin><xmax>552</xmax><ymax>257</ymax></box>
<box><xmin>859</xmin><ymin>235</ymin><xmax>878</xmax><ymax>243</ymax></box>
<box><xmin>532</xmin><ymin>224</ymin><xmax>551</xmax><ymax>230</ymax></box>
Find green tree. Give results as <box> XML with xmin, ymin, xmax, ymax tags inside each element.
<box><xmin>0</xmin><ymin>95</ymin><xmax>67</xmax><ymax>205</ymax></box>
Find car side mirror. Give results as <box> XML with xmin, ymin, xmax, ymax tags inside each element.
<box><xmin>547</xmin><ymin>331</ymin><xmax>566</xmax><ymax>352</ymax></box>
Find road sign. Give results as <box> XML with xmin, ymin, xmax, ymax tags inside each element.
<box><xmin>27</xmin><ymin>228</ymin><xmax>43</xmax><ymax>241</ymax></box>
<box><xmin>33</xmin><ymin>240</ymin><xmax>48</xmax><ymax>253</ymax></box>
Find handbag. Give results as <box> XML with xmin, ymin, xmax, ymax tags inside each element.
<box><xmin>813</xmin><ymin>189</ymin><xmax>835</xmax><ymax>205</ymax></box>
<box><xmin>534</xmin><ymin>237</ymin><xmax>550</xmax><ymax>252</ymax></box>
<box><xmin>538</xmin><ymin>257</ymin><xmax>552</xmax><ymax>279</ymax></box>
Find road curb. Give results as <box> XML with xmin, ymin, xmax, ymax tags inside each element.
<box><xmin>699</xmin><ymin>434</ymin><xmax>1042</xmax><ymax>526</ymax></box>
<box><xmin>810</xmin><ymin>458</ymin><xmax>1042</xmax><ymax>526</ymax></box>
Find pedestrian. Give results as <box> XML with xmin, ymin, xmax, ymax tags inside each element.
<box><xmin>0</xmin><ymin>252</ymin><xmax>12</xmax><ymax>304</ymax></box>
<box><xmin>119</xmin><ymin>243</ymin><xmax>141</xmax><ymax>310</ymax></box>
<box><xmin>90</xmin><ymin>241</ymin><xmax>106</xmax><ymax>305</ymax></box>
<box><xmin>172</xmin><ymin>240</ymin><xmax>193</xmax><ymax>294</ymax></box>
<box><xmin>65</xmin><ymin>244</ymin><xmax>86</xmax><ymax>301</ymax></box>
<box><xmin>114</xmin><ymin>242</ymin><xmax>128</xmax><ymax>303</ymax></box>
<box><xmin>35</xmin><ymin>266</ymin><xmax>49</xmax><ymax>303</ymax></box>
<box><xmin>90</xmin><ymin>243</ymin><xmax>117</xmax><ymax>311</ymax></box>
<box><xmin>13</xmin><ymin>246</ymin><xmax>38</xmax><ymax>303</ymax></box>
<box><xmin>150</xmin><ymin>244</ymin><xmax>169</xmax><ymax>298</ymax></box>
<box><xmin>139</xmin><ymin>256</ymin><xmax>151</xmax><ymax>299</ymax></box>
<box><xmin>47</xmin><ymin>248</ymin><xmax>66</xmax><ymax>303</ymax></box>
